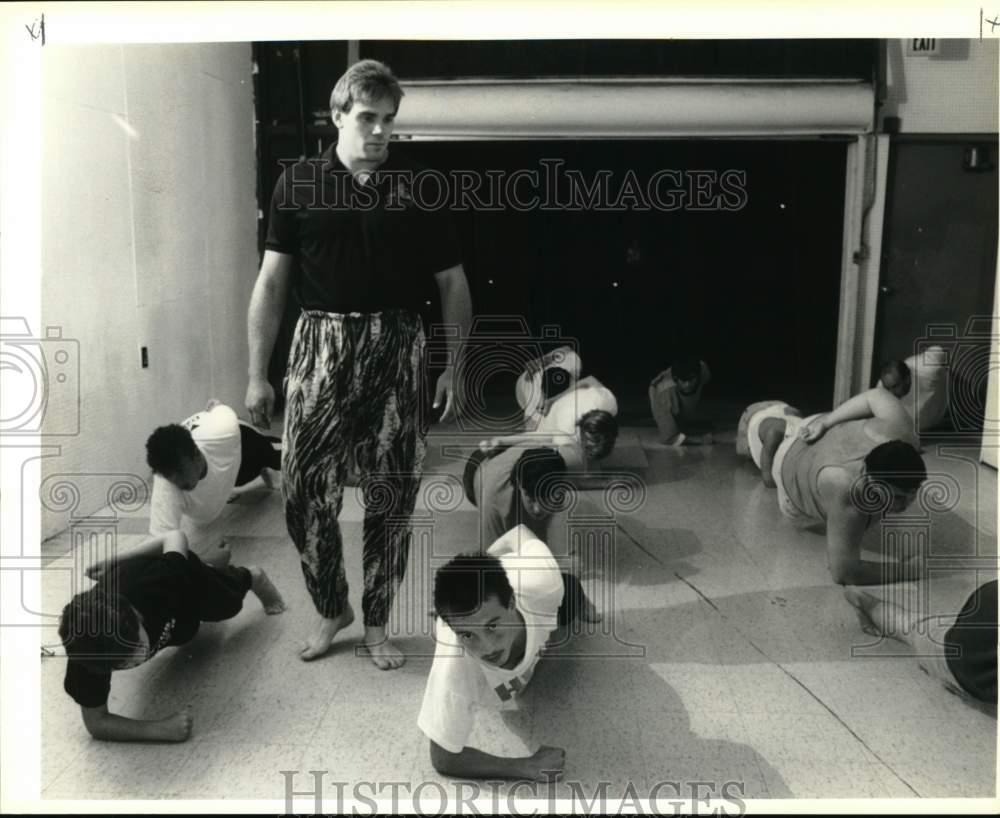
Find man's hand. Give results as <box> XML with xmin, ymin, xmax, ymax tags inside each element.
<box><xmin>434</xmin><ymin>366</ymin><xmax>458</xmax><ymax>423</ymax></box>
<box><xmin>158</xmin><ymin>709</ymin><xmax>194</xmax><ymax>742</ymax></box>
<box><xmin>518</xmin><ymin>745</ymin><xmax>566</xmax><ymax>782</ymax></box>
<box><xmin>799</xmin><ymin>416</ymin><xmax>827</xmax><ymax>443</ymax></box>
<box><xmin>245</xmin><ymin>377</ymin><xmax>275</xmax><ymax>430</ymax></box>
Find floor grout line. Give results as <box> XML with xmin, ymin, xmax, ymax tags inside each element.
<box><xmin>673</xmin><ymin>572</ymin><xmax>923</xmax><ymax>798</ymax></box>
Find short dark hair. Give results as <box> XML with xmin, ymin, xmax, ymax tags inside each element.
<box><xmin>541</xmin><ymin>366</ymin><xmax>573</xmax><ymax>402</ymax></box>
<box><xmin>330</xmin><ymin>59</ymin><xmax>404</xmax><ymax>114</ymax></box>
<box><xmin>59</xmin><ymin>587</ymin><xmax>141</xmax><ymax>672</ymax></box>
<box><xmin>864</xmin><ymin>440</ymin><xmax>927</xmax><ymax>493</ymax></box>
<box><xmin>433</xmin><ymin>553</ymin><xmax>514</xmax><ymax>620</ymax></box>
<box><xmin>879</xmin><ymin>359</ymin><xmax>911</xmax><ymax>392</ymax></box>
<box><xmin>579</xmin><ymin>409</ymin><xmax>618</xmax><ymax>461</ymax></box>
<box><xmin>672</xmin><ymin>356</ymin><xmax>702</xmax><ymax>383</ymax></box>
<box><xmin>146</xmin><ymin>424</ymin><xmax>198</xmax><ymax>476</ymax></box>
<box><xmin>512</xmin><ymin>448</ymin><xmax>567</xmax><ymax>505</ymax></box>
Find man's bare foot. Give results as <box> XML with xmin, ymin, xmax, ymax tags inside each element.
<box><xmin>300</xmin><ymin>605</ymin><xmax>355</xmax><ymax>660</ymax></box>
<box><xmin>844</xmin><ymin>586</ymin><xmax>882</xmax><ymax>637</ymax></box>
<box><xmin>670</xmin><ymin>433</ymin><xmax>687</xmax><ymax>448</ymax></box>
<box><xmin>360</xmin><ymin>625</ymin><xmax>405</xmax><ymax>670</ymax></box>
<box><xmin>260</xmin><ymin>468</ymin><xmax>280</xmax><ymax>490</ymax></box>
<box><xmin>248</xmin><ymin>566</ymin><xmax>286</xmax><ymax>615</ymax></box>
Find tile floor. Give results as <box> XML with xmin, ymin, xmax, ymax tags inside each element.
<box><xmin>38</xmin><ymin>422</ymin><xmax>997</xmax><ymax>804</ymax></box>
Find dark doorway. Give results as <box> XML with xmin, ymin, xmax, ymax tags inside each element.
<box><xmin>404</xmin><ymin>139</ymin><xmax>847</xmax><ymax>422</ymax></box>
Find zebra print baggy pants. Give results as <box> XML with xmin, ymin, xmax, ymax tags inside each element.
<box><xmin>282</xmin><ymin>309</ymin><xmax>427</xmax><ymax>626</ymax></box>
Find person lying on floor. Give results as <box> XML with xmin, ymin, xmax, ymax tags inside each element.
<box><xmin>145</xmin><ymin>399</ymin><xmax>282</xmax><ymax>537</ymax></box>
<box><xmin>738</xmin><ymin>387</ymin><xmax>927</xmax><ymax>585</ymax></box>
<box><xmin>418</xmin><ymin>524</ymin><xmax>596</xmax><ymax>781</ymax></box>
<box><xmin>58</xmin><ymin>529</ymin><xmax>284</xmax><ymax>743</ymax></box>
<box><xmin>648</xmin><ymin>355</ymin><xmax>713</xmax><ymax>446</ymax></box>
<box><xmin>845</xmin><ymin>580</ymin><xmax>997</xmax><ymax>707</ymax></box>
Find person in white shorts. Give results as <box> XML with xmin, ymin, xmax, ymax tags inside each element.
<box><xmin>746</xmin><ymin>387</ymin><xmax>928</xmax><ymax>585</ymax></box>
<box><xmin>736</xmin><ymin>400</ymin><xmax>804</xmax><ymax>487</ymax></box>
<box><xmin>514</xmin><ymin>345</ymin><xmax>582</xmax><ymax>430</ymax></box>
<box><xmin>481</xmin><ymin>375</ymin><xmax>619</xmax><ymax>467</ymax></box>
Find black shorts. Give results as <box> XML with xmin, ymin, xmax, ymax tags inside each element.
<box><xmin>236</xmin><ymin>423</ymin><xmax>282</xmax><ymax>487</ymax></box>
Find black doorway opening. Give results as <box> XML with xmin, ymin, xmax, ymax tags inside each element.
<box><xmin>404</xmin><ymin>138</ymin><xmax>847</xmax><ymax>423</ymax></box>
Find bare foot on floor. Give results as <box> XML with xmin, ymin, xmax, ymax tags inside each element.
<box><xmin>359</xmin><ymin>625</ymin><xmax>405</xmax><ymax>670</ymax></box>
<box><xmin>299</xmin><ymin>605</ymin><xmax>355</xmax><ymax>660</ymax></box>
<box><xmin>249</xmin><ymin>566</ymin><xmax>286</xmax><ymax>615</ymax></box>
<box><xmin>843</xmin><ymin>586</ymin><xmax>882</xmax><ymax>636</ymax></box>
<box><xmin>260</xmin><ymin>468</ymin><xmax>280</xmax><ymax>490</ymax></box>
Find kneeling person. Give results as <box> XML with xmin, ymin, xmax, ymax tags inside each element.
<box><xmin>774</xmin><ymin>388</ymin><xmax>927</xmax><ymax>585</ymax></box>
<box><xmin>58</xmin><ymin>529</ymin><xmax>284</xmax><ymax>743</ymax></box>
<box><xmin>418</xmin><ymin>525</ymin><xmax>593</xmax><ymax>781</ymax></box>
<box><xmin>146</xmin><ymin>400</ymin><xmax>282</xmax><ymax>536</ymax></box>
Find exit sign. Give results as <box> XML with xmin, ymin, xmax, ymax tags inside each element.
<box><xmin>906</xmin><ymin>38</ymin><xmax>940</xmax><ymax>56</ymax></box>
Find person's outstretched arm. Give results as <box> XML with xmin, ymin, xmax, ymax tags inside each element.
<box><xmin>81</xmin><ymin>703</ymin><xmax>194</xmax><ymax>743</ymax></box>
<box><xmin>801</xmin><ymin>387</ymin><xmax>910</xmax><ymax>443</ymax></box>
<box><xmin>245</xmin><ymin>250</ymin><xmax>294</xmax><ymax>430</ymax></box>
<box><xmin>86</xmin><ymin>530</ymin><xmax>190</xmax><ymax>581</ymax></box>
<box><xmin>825</xmin><ymin>495</ymin><xmax>923</xmax><ymax>585</ymax></box>
<box><xmin>430</xmin><ymin>740</ymin><xmax>565</xmax><ymax>782</ymax></box>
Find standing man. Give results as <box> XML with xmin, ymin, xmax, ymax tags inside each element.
<box><xmin>245</xmin><ymin>60</ymin><xmax>472</xmax><ymax>669</ymax></box>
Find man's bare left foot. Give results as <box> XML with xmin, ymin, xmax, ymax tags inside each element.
<box><xmin>249</xmin><ymin>566</ymin><xmax>286</xmax><ymax>614</ymax></box>
<box><xmin>360</xmin><ymin>625</ymin><xmax>405</xmax><ymax>670</ymax></box>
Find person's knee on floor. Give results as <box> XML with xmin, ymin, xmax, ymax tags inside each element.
<box><xmin>57</xmin><ymin>529</ymin><xmax>284</xmax><ymax>743</ymax></box>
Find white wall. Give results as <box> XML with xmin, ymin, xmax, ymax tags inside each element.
<box><xmin>40</xmin><ymin>44</ymin><xmax>259</xmax><ymax>539</ymax></box>
<box><xmin>883</xmin><ymin>39</ymin><xmax>999</xmax><ymax>133</ymax></box>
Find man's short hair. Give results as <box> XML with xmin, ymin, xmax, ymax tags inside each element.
<box><xmin>146</xmin><ymin>424</ymin><xmax>199</xmax><ymax>476</ymax></box>
<box><xmin>540</xmin><ymin>366</ymin><xmax>573</xmax><ymax>402</ymax></box>
<box><xmin>864</xmin><ymin>440</ymin><xmax>927</xmax><ymax>493</ymax></box>
<box><xmin>578</xmin><ymin>409</ymin><xmax>618</xmax><ymax>461</ymax></box>
<box><xmin>512</xmin><ymin>448</ymin><xmax>567</xmax><ymax>505</ymax></box>
<box><xmin>879</xmin><ymin>359</ymin><xmax>912</xmax><ymax>394</ymax></box>
<box><xmin>672</xmin><ymin>356</ymin><xmax>702</xmax><ymax>383</ymax></box>
<box><xmin>433</xmin><ymin>553</ymin><xmax>514</xmax><ymax>620</ymax></box>
<box><xmin>59</xmin><ymin>587</ymin><xmax>140</xmax><ymax>672</ymax></box>
<box><xmin>330</xmin><ymin>59</ymin><xmax>404</xmax><ymax>114</ymax></box>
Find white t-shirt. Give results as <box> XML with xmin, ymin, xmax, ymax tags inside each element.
<box><xmin>536</xmin><ymin>376</ymin><xmax>618</xmax><ymax>437</ymax></box>
<box><xmin>149</xmin><ymin>405</ymin><xmax>243</xmax><ymax>534</ymax></box>
<box><xmin>417</xmin><ymin>533</ymin><xmax>565</xmax><ymax>753</ymax></box>
<box><xmin>515</xmin><ymin>347</ymin><xmax>583</xmax><ymax>418</ymax></box>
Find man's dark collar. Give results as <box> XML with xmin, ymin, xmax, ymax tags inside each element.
<box><xmin>319</xmin><ymin>141</ymin><xmax>398</xmax><ymax>176</ymax></box>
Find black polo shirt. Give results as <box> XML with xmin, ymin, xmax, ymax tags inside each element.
<box><xmin>264</xmin><ymin>143</ymin><xmax>462</xmax><ymax>314</ymax></box>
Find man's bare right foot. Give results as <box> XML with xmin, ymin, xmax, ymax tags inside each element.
<box><xmin>844</xmin><ymin>586</ymin><xmax>883</xmax><ymax>636</ymax></box>
<box><xmin>249</xmin><ymin>566</ymin><xmax>286</xmax><ymax>614</ymax></box>
<box><xmin>300</xmin><ymin>605</ymin><xmax>355</xmax><ymax>661</ymax></box>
